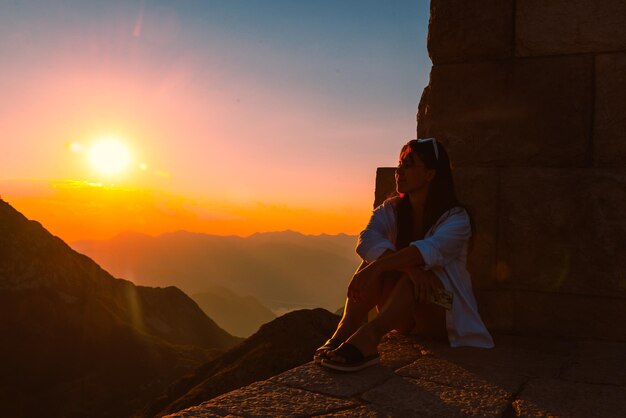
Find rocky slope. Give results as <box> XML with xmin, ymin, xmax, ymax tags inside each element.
<box><xmin>0</xmin><ymin>199</ymin><xmax>242</xmax><ymax>418</ymax></box>
<box><xmin>138</xmin><ymin>308</ymin><xmax>340</xmax><ymax>418</ymax></box>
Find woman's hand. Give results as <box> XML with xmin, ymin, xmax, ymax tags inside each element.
<box><xmin>348</xmin><ymin>262</ymin><xmax>381</xmax><ymax>303</ymax></box>
<box><xmin>406</xmin><ymin>268</ymin><xmax>441</xmax><ymax>304</ymax></box>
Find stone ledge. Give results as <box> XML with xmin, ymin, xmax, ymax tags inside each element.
<box><xmin>164</xmin><ymin>332</ymin><xmax>626</xmax><ymax>417</ymax></box>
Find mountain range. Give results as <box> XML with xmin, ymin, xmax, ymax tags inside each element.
<box><xmin>71</xmin><ymin>229</ymin><xmax>360</xmax><ymax>315</ymax></box>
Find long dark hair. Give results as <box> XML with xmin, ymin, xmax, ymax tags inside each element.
<box><xmin>391</xmin><ymin>139</ymin><xmax>474</xmax><ymax>251</ymax></box>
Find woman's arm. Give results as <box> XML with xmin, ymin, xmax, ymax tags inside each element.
<box><xmin>355</xmin><ymin>201</ymin><xmax>397</xmax><ymax>263</ymax></box>
<box><xmin>362</xmin><ymin>209</ymin><xmax>470</xmax><ymax>275</ymax></box>
<box><xmin>374</xmin><ymin>246</ymin><xmax>425</xmax><ymax>273</ymax></box>
<box><xmin>348</xmin><ymin>248</ymin><xmax>435</xmax><ymax>303</ymax></box>
<box><xmin>349</xmin><ymin>209</ymin><xmax>470</xmax><ymax>302</ymax></box>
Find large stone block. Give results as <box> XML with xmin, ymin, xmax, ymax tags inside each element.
<box><xmin>595</xmin><ymin>53</ymin><xmax>626</xmax><ymax>165</ymax></box>
<box><xmin>417</xmin><ymin>56</ymin><xmax>593</xmax><ymax>167</ymax></box>
<box><xmin>498</xmin><ymin>168</ymin><xmax>626</xmax><ymax>297</ymax></box>
<box><xmin>454</xmin><ymin>167</ymin><xmax>499</xmax><ymax>288</ymax></box>
<box><xmin>428</xmin><ymin>0</ymin><xmax>513</xmax><ymax>64</ymax></box>
<box><xmin>514</xmin><ymin>290</ymin><xmax>626</xmax><ymax>341</ymax></box>
<box><xmin>516</xmin><ymin>0</ymin><xmax>626</xmax><ymax>56</ymax></box>
<box><xmin>474</xmin><ymin>289</ymin><xmax>514</xmax><ymax>333</ymax></box>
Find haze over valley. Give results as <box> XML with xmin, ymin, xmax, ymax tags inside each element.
<box><xmin>71</xmin><ymin>230</ymin><xmax>361</xmax><ymax>335</ymax></box>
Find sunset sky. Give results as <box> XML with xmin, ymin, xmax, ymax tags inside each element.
<box><xmin>0</xmin><ymin>0</ymin><xmax>431</xmax><ymax>242</ymax></box>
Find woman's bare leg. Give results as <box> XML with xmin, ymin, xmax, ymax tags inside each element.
<box><xmin>329</xmin><ymin>275</ymin><xmax>384</xmax><ymax>341</ymax></box>
<box><xmin>328</xmin><ymin>269</ymin><xmax>445</xmax><ymax>362</ymax></box>
<box><xmin>331</xmin><ymin>275</ymin><xmax>416</xmax><ymax>358</ymax></box>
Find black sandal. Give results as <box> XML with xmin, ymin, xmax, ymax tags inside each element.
<box><xmin>313</xmin><ymin>338</ymin><xmax>343</xmax><ymax>364</ymax></box>
<box><xmin>320</xmin><ymin>342</ymin><xmax>380</xmax><ymax>372</ymax></box>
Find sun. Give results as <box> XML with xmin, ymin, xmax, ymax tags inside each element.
<box><xmin>88</xmin><ymin>138</ymin><xmax>132</xmax><ymax>176</ymax></box>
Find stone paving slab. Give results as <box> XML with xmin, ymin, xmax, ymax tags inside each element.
<box><xmin>513</xmin><ymin>378</ymin><xmax>626</xmax><ymax>418</ymax></box>
<box><xmin>396</xmin><ymin>356</ymin><xmax>513</xmax><ymax>398</ymax></box>
<box><xmin>164</xmin><ymin>408</ymin><xmax>241</xmax><ymax>418</ymax></box>
<box><xmin>164</xmin><ymin>381</ymin><xmax>358</xmax><ymax>417</ymax></box>
<box><xmin>312</xmin><ymin>405</ymin><xmax>390</xmax><ymax>417</ymax></box>
<box><xmin>411</xmin><ymin>334</ymin><xmax>574</xmax><ymax>392</ymax></box>
<box><xmin>561</xmin><ymin>340</ymin><xmax>626</xmax><ymax>386</ymax></box>
<box><xmin>362</xmin><ymin>375</ymin><xmax>508</xmax><ymax>417</ymax></box>
<box><xmin>377</xmin><ymin>331</ymin><xmax>433</xmax><ymax>369</ymax></box>
<box><xmin>269</xmin><ymin>362</ymin><xmax>395</xmax><ymax>398</ymax></box>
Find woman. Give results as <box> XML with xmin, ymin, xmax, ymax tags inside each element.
<box><xmin>315</xmin><ymin>138</ymin><xmax>494</xmax><ymax>372</ymax></box>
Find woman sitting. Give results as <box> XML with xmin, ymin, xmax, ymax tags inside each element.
<box><xmin>315</xmin><ymin>138</ymin><xmax>494</xmax><ymax>372</ymax></box>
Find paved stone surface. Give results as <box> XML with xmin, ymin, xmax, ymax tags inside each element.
<box><xmin>397</xmin><ymin>356</ymin><xmax>515</xmax><ymax>397</ymax></box>
<box><xmin>562</xmin><ymin>340</ymin><xmax>626</xmax><ymax>386</ymax></box>
<box><xmin>166</xmin><ymin>332</ymin><xmax>626</xmax><ymax>417</ymax></box>
<box><xmin>165</xmin><ymin>381</ymin><xmax>357</xmax><ymax>417</ymax></box>
<box><xmin>417</xmin><ymin>334</ymin><xmax>573</xmax><ymax>392</ymax></box>
<box><xmin>268</xmin><ymin>362</ymin><xmax>394</xmax><ymax>398</ymax></box>
<box><xmin>164</xmin><ymin>407</ymin><xmax>240</xmax><ymax>418</ymax></box>
<box><xmin>377</xmin><ymin>330</ymin><xmax>433</xmax><ymax>369</ymax></box>
<box><xmin>363</xmin><ymin>375</ymin><xmax>508</xmax><ymax>417</ymax></box>
<box><xmin>313</xmin><ymin>405</ymin><xmax>389</xmax><ymax>417</ymax></box>
<box><xmin>513</xmin><ymin>378</ymin><xmax>626</xmax><ymax>418</ymax></box>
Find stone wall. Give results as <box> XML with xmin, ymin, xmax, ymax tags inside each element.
<box><xmin>376</xmin><ymin>1</ymin><xmax>626</xmax><ymax>340</ymax></box>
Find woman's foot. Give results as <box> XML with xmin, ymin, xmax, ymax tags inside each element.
<box><xmin>325</xmin><ymin>324</ymin><xmax>379</xmax><ymax>365</ymax></box>
<box><xmin>321</xmin><ymin>342</ymin><xmax>380</xmax><ymax>372</ymax></box>
<box><xmin>313</xmin><ymin>338</ymin><xmax>343</xmax><ymax>364</ymax></box>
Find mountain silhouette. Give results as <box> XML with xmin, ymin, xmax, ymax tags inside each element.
<box><xmin>191</xmin><ymin>285</ymin><xmax>276</xmax><ymax>337</ymax></box>
<box><xmin>0</xmin><ymin>200</ymin><xmax>242</xmax><ymax>418</ymax></box>
<box><xmin>71</xmin><ymin>230</ymin><xmax>360</xmax><ymax>313</ymax></box>
<box><xmin>138</xmin><ymin>308</ymin><xmax>340</xmax><ymax>418</ymax></box>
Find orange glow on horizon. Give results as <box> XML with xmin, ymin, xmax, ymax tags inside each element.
<box><xmin>1</xmin><ymin>179</ymin><xmax>369</xmax><ymax>242</ymax></box>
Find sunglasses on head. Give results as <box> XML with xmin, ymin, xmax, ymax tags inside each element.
<box><xmin>415</xmin><ymin>137</ymin><xmax>439</xmax><ymax>161</ymax></box>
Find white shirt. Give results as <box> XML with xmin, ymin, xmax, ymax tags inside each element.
<box><xmin>355</xmin><ymin>197</ymin><xmax>494</xmax><ymax>348</ymax></box>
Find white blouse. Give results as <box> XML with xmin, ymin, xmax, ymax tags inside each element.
<box><xmin>356</xmin><ymin>197</ymin><xmax>494</xmax><ymax>348</ymax></box>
